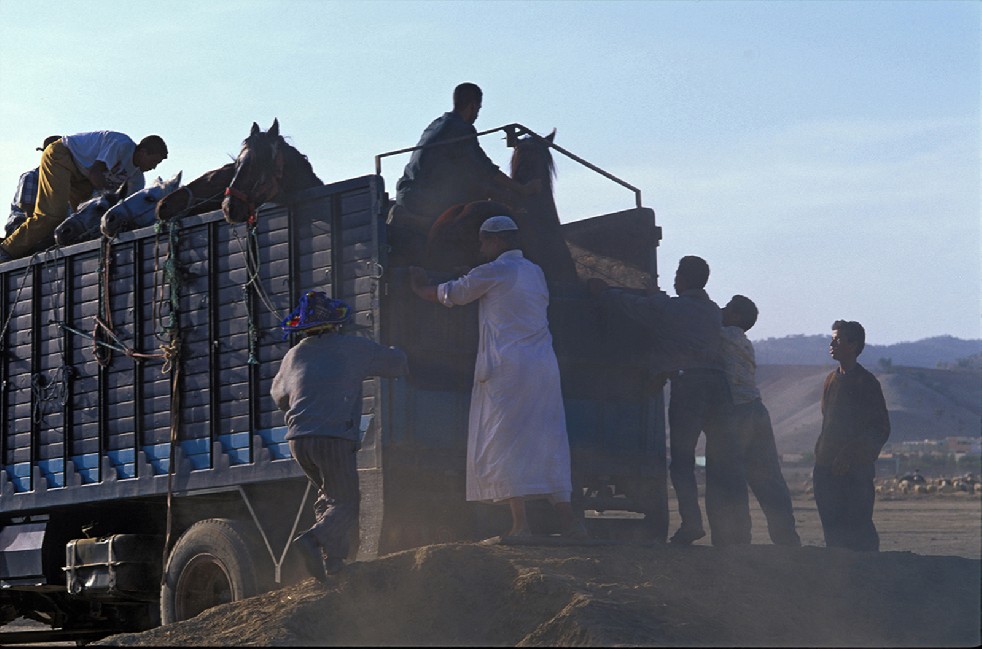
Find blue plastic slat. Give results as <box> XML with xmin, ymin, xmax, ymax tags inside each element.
<box><xmin>77</xmin><ymin>468</ymin><xmax>99</xmax><ymax>484</ymax></box>
<box><xmin>72</xmin><ymin>454</ymin><xmax>100</xmax><ymax>469</ymax></box>
<box><xmin>7</xmin><ymin>462</ymin><xmax>32</xmax><ymax>477</ymax></box>
<box><xmin>219</xmin><ymin>432</ymin><xmax>251</xmax><ymax>450</ymax></box>
<box><xmin>266</xmin><ymin>442</ymin><xmax>292</xmax><ymax>460</ymax></box>
<box><xmin>180</xmin><ymin>438</ymin><xmax>210</xmax><ymax>455</ymax></box>
<box><xmin>107</xmin><ymin>449</ymin><xmax>135</xmax><ymax>465</ymax></box>
<box><xmin>225</xmin><ymin>448</ymin><xmax>250</xmax><ymax>465</ymax></box>
<box><xmin>257</xmin><ymin>426</ymin><xmax>288</xmax><ymax>444</ymax></box>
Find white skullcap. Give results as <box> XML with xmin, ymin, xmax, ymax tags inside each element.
<box><xmin>479</xmin><ymin>215</ymin><xmax>519</xmax><ymax>233</ymax></box>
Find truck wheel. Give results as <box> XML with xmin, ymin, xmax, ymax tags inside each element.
<box><xmin>160</xmin><ymin>518</ymin><xmax>267</xmax><ymax>625</ymax></box>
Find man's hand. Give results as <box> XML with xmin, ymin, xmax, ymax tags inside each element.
<box><xmin>409</xmin><ymin>266</ymin><xmax>438</xmax><ymax>303</ymax></box>
<box><xmin>87</xmin><ymin>161</ymin><xmax>109</xmax><ymax>191</ymax></box>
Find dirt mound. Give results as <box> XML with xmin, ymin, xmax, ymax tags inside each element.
<box><xmin>97</xmin><ymin>540</ymin><xmax>980</xmax><ymax>647</ymax></box>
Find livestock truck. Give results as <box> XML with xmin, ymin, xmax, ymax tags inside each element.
<box><xmin>0</xmin><ymin>126</ymin><xmax>666</xmax><ymax>642</ymax></box>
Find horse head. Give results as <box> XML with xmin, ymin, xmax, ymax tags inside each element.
<box><xmin>510</xmin><ymin>128</ymin><xmax>556</xmax><ymax>199</ymax></box>
<box><xmin>222</xmin><ymin>119</ymin><xmax>286</xmax><ymax>225</ymax></box>
<box><xmin>508</xmin><ymin>128</ymin><xmax>578</xmax><ymax>284</ymax></box>
<box><xmin>156</xmin><ymin>162</ymin><xmax>235</xmax><ymax>221</ymax></box>
<box><xmin>101</xmin><ymin>172</ymin><xmax>182</xmax><ymax>237</ymax></box>
<box><xmin>54</xmin><ymin>191</ymin><xmax>120</xmax><ymax>246</ymax></box>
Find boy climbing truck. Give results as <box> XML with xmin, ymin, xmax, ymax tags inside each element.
<box><xmin>0</xmin><ymin>125</ymin><xmax>665</xmax><ymax>642</ymax></box>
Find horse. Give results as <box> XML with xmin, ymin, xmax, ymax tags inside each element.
<box><xmin>423</xmin><ymin>129</ymin><xmax>579</xmax><ymax>286</ymax></box>
<box><xmin>101</xmin><ymin>172</ymin><xmax>183</xmax><ymax>237</ymax></box>
<box><xmin>155</xmin><ymin>163</ymin><xmax>235</xmax><ymax>221</ymax></box>
<box><xmin>53</xmin><ymin>191</ymin><xmax>119</xmax><ymax>246</ymax></box>
<box><xmin>222</xmin><ymin>119</ymin><xmax>322</xmax><ymax>225</ymax></box>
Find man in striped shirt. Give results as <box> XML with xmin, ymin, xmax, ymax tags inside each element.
<box><xmin>720</xmin><ymin>295</ymin><xmax>800</xmax><ymax>546</ymax></box>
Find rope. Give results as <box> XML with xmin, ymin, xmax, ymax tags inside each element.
<box><xmin>94</xmin><ymin>237</ymin><xmax>115</xmax><ymax>366</ymax></box>
<box><xmin>231</xmin><ymin>221</ymin><xmax>285</xmax><ymax>365</ymax></box>
<box><xmin>155</xmin><ymin>218</ymin><xmax>185</xmax><ymax>588</ymax></box>
<box><xmin>232</xmin><ymin>222</ymin><xmax>284</xmax><ymax>317</ymax></box>
<box><xmin>0</xmin><ymin>250</ymin><xmax>48</xmax><ymax>351</ymax></box>
<box><xmin>30</xmin><ymin>365</ymin><xmax>74</xmax><ymax>424</ymax></box>
<box><xmin>169</xmin><ymin>187</ymin><xmax>226</xmax><ymax>221</ymax></box>
<box><xmin>244</xmin><ymin>224</ymin><xmax>261</xmax><ymax>365</ymax></box>
<box><xmin>161</xmin><ymin>331</ymin><xmax>182</xmax><ymax>588</ymax></box>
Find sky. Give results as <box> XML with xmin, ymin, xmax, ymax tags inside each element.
<box><xmin>0</xmin><ymin>0</ymin><xmax>978</xmax><ymax>345</ymax></box>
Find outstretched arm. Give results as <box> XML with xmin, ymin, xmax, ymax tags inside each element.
<box><xmin>409</xmin><ymin>266</ymin><xmax>438</xmax><ymax>303</ymax></box>
<box><xmin>490</xmin><ymin>169</ymin><xmax>540</xmax><ymax>197</ymax></box>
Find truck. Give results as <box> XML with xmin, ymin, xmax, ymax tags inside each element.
<box><xmin>0</xmin><ymin>125</ymin><xmax>666</xmax><ymax>641</ymax></box>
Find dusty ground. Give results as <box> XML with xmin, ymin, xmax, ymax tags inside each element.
<box><xmin>92</xmin><ymin>494</ymin><xmax>981</xmax><ymax>647</ymax></box>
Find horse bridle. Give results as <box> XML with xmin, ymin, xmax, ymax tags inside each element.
<box><xmin>224</xmin><ymin>186</ymin><xmax>259</xmax><ymax>224</ymax></box>
<box><xmin>224</xmin><ymin>146</ymin><xmax>285</xmax><ymax>225</ymax></box>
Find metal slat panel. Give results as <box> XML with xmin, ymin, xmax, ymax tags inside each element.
<box><xmin>0</xmin><ymin>177</ymin><xmax>379</xmax><ymax>513</ymax></box>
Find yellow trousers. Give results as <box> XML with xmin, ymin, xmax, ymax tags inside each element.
<box><xmin>1</xmin><ymin>140</ymin><xmax>93</xmax><ymax>258</ymax></box>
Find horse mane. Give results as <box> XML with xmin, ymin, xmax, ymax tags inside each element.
<box><xmin>277</xmin><ymin>138</ymin><xmax>321</xmax><ymax>191</ymax></box>
<box><xmin>239</xmin><ymin>129</ymin><xmax>321</xmax><ymax>194</ymax></box>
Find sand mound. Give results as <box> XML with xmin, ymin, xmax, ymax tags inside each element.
<box><xmin>96</xmin><ymin>540</ymin><xmax>979</xmax><ymax>647</ymax></box>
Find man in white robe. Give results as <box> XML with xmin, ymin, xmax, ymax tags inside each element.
<box><xmin>409</xmin><ymin>215</ymin><xmax>586</xmax><ymax>538</ymax></box>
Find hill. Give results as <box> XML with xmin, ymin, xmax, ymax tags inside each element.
<box><xmin>754</xmin><ymin>334</ymin><xmax>981</xmax><ymax>368</ymax></box>
<box><xmin>758</xmin><ymin>364</ymin><xmax>982</xmax><ymax>455</ymax></box>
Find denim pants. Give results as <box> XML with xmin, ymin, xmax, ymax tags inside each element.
<box><xmin>290</xmin><ymin>436</ymin><xmax>360</xmax><ymax>560</ymax></box>
<box><xmin>669</xmin><ymin>369</ymin><xmax>750</xmax><ymax>545</ymax></box>
<box><xmin>813</xmin><ymin>462</ymin><xmax>879</xmax><ymax>551</ymax></box>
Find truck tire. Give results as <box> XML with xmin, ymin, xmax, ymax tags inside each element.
<box><xmin>160</xmin><ymin>518</ymin><xmax>267</xmax><ymax>625</ymax></box>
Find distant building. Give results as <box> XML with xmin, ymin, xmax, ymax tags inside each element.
<box><xmin>944</xmin><ymin>436</ymin><xmax>981</xmax><ymax>455</ymax></box>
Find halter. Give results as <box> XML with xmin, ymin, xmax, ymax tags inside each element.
<box><xmin>224</xmin><ymin>186</ymin><xmax>257</xmax><ymax>225</ymax></box>
<box><xmin>224</xmin><ymin>147</ymin><xmax>285</xmax><ymax>226</ymax></box>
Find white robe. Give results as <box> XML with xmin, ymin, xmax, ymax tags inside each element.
<box><xmin>437</xmin><ymin>250</ymin><xmax>572</xmax><ymax>502</ymax></box>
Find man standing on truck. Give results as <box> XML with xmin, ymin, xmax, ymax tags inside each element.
<box><xmin>387</xmin><ymin>82</ymin><xmax>540</xmax><ymax>263</ymax></box>
<box><xmin>588</xmin><ymin>256</ymin><xmax>749</xmax><ymax>546</ymax></box>
<box><xmin>814</xmin><ymin>319</ymin><xmax>890</xmax><ymax>551</ymax></box>
<box><xmin>719</xmin><ymin>295</ymin><xmax>800</xmax><ymax>546</ymax></box>
<box><xmin>408</xmin><ymin>215</ymin><xmax>587</xmax><ymax>539</ymax></box>
<box><xmin>272</xmin><ymin>292</ymin><xmax>409</xmax><ymax>580</ymax></box>
<box><xmin>0</xmin><ymin>131</ymin><xmax>168</xmax><ymax>261</ymax></box>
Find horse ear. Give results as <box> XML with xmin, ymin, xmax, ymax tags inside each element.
<box><xmin>172</xmin><ymin>170</ymin><xmax>183</xmax><ymax>186</ymax></box>
<box><xmin>546</xmin><ymin>128</ymin><xmax>556</xmax><ymax>143</ymax></box>
<box><xmin>269</xmin><ymin>118</ymin><xmax>280</xmax><ymax>138</ymax></box>
<box><xmin>251</xmin><ymin>122</ymin><xmax>261</xmax><ymax>136</ymax></box>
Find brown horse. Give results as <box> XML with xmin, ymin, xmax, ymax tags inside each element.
<box><xmin>222</xmin><ymin>119</ymin><xmax>322</xmax><ymax>225</ymax></box>
<box><xmin>155</xmin><ymin>162</ymin><xmax>235</xmax><ymax>221</ymax></box>
<box><xmin>423</xmin><ymin>129</ymin><xmax>579</xmax><ymax>285</ymax></box>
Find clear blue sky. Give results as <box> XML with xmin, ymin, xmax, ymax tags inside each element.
<box><xmin>1</xmin><ymin>0</ymin><xmax>978</xmax><ymax>345</ymax></box>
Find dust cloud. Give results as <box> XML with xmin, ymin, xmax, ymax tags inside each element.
<box><xmin>97</xmin><ymin>538</ymin><xmax>979</xmax><ymax>647</ymax></box>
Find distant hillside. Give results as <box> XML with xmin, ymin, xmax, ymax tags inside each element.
<box><xmin>754</xmin><ymin>334</ymin><xmax>982</xmax><ymax>369</ymax></box>
<box><xmin>757</xmin><ymin>364</ymin><xmax>982</xmax><ymax>455</ymax></box>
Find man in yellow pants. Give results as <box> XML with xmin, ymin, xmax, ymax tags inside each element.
<box><xmin>0</xmin><ymin>131</ymin><xmax>167</xmax><ymax>260</ymax></box>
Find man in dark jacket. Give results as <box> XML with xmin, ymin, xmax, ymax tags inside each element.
<box><xmin>589</xmin><ymin>256</ymin><xmax>749</xmax><ymax>546</ymax></box>
<box><xmin>814</xmin><ymin>319</ymin><xmax>891</xmax><ymax>551</ymax></box>
<box><xmin>387</xmin><ymin>82</ymin><xmax>538</xmax><ymax>262</ymax></box>
<box><xmin>271</xmin><ymin>292</ymin><xmax>408</xmax><ymax>579</ymax></box>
